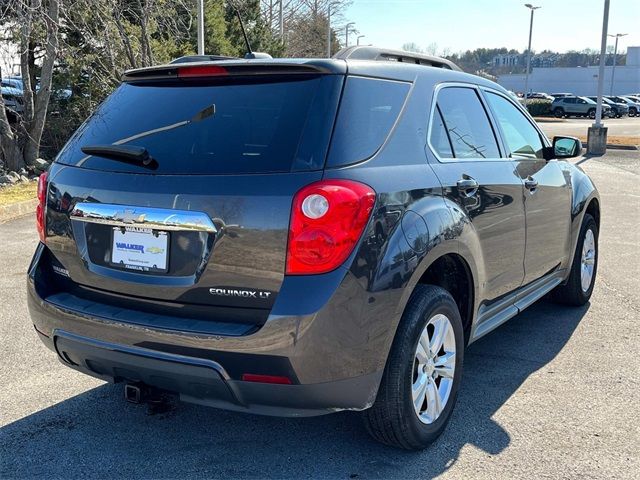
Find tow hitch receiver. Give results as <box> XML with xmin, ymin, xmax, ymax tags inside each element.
<box><xmin>124</xmin><ymin>383</ymin><xmax>145</xmax><ymax>404</ymax></box>
<box><xmin>124</xmin><ymin>383</ymin><xmax>176</xmax><ymax>415</ymax></box>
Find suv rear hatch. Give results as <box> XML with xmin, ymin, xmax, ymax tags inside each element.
<box><xmin>43</xmin><ymin>62</ymin><xmax>344</xmax><ymax>329</ymax></box>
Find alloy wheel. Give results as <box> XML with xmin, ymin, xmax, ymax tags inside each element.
<box><xmin>581</xmin><ymin>228</ymin><xmax>596</xmax><ymax>292</ymax></box>
<box><xmin>411</xmin><ymin>313</ymin><xmax>456</xmax><ymax>424</ymax></box>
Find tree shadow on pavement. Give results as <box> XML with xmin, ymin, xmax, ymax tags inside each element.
<box><xmin>0</xmin><ymin>299</ymin><xmax>587</xmax><ymax>479</ymax></box>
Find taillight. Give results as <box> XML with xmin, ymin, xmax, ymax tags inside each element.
<box><xmin>36</xmin><ymin>172</ymin><xmax>48</xmax><ymax>243</ymax></box>
<box><xmin>177</xmin><ymin>65</ymin><xmax>228</xmax><ymax>78</ymax></box>
<box><xmin>286</xmin><ymin>180</ymin><xmax>376</xmax><ymax>275</ymax></box>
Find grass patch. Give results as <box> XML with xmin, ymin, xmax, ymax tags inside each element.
<box><xmin>0</xmin><ymin>181</ymin><xmax>37</xmax><ymax>206</ymax></box>
<box><xmin>575</xmin><ymin>135</ymin><xmax>640</xmax><ymax>146</ymax></box>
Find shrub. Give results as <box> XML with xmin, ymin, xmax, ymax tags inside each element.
<box><xmin>525</xmin><ymin>99</ymin><xmax>552</xmax><ymax>116</ymax></box>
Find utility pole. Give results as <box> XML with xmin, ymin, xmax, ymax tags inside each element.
<box><xmin>357</xmin><ymin>35</ymin><xmax>365</xmax><ymax>46</ymax></box>
<box><xmin>345</xmin><ymin>22</ymin><xmax>355</xmax><ymax>47</ymax></box>
<box><xmin>197</xmin><ymin>0</ymin><xmax>204</xmax><ymax>55</ymax></box>
<box><xmin>608</xmin><ymin>33</ymin><xmax>627</xmax><ymax>95</ymax></box>
<box><xmin>523</xmin><ymin>4</ymin><xmax>541</xmax><ymax>105</ymax></box>
<box><xmin>587</xmin><ymin>0</ymin><xmax>610</xmax><ymax>155</ymax></box>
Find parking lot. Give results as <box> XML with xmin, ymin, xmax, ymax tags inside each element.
<box><xmin>536</xmin><ymin>116</ymin><xmax>640</xmax><ymax>140</ymax></box>
<box><xmin>1</xmin><ymin>151</ymin><xmax>639</xmax><ymax>479</ymax></box>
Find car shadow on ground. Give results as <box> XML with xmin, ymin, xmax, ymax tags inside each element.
<box><xmin>0</xmin><ymin>299</ymin><xmax>588</xmax><ymax>479</ymax></box>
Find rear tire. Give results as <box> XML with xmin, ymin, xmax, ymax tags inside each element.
<box><xmin>630</xmin><ymin>107</ymin><xmax>637</xmax><ymax>117</ymax></box>
<box><xmin>362</xmin><ymin>285</ymin><xmax>464</xmax><ymax>450</ymax></box>
<box><xmin>554</xmin><ymin>107</ymin><xmax>565</xmax><ymax>118</ymax></box>
<box><xmin>553</xmin><ymin>214</ymin><xmax>598</xmax><ymax>306</ymax></box>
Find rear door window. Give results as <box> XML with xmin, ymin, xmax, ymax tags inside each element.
<box><xmin>56</xmin><ymin>75</ymin><xmax>342</xmax><ymax>174</ymax></box>
<box><xmin>326</xmin><ymin>76</ymin><xmax>410</xmax><ymax>167</ymax></box>
<box><xmin>433</xmin><ymin>87</ymin><xmax>500</xmax><ymax>160</ymax></box>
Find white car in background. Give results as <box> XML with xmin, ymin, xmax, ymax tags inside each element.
<box><xmin>607</xmin><ymin>96</ymin><xmax>640</xmax><ymax>117</ymax></box>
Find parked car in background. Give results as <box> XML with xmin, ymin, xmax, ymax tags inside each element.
<box><xmin>551</xmin><ymin>95</ymin><xmax>611</xmax><ymax>119</ymax></box>
<box><xmin>525</xmin><ymin>92</ymin><xmax>554</xmax><ymax>101</ymax></box>
<box><xmin>587</xmin><ymin>96</ymin><xmax>628</xmax><ymax>118</ymax></box>
<box><xmin>606</xmin><ymin>96</ymin><xmax>639</xmax><ymax>117</ymax></box>
<box><xmin>507</xmin><ymin>90</ymin><xmax>520</xmax><ymax>101</ymax></box>
<box><xmin>27</xmin><ymin>46</ymin><xmax>600</xmax><ymax>450</ymax></box>
<box><xmin>1</xmin><ymin>83</ymin><xmax>24</xmax><ymax>115</ymax></box>
<box><xmin>550</xmin><ymin>92</ymin><xmax>573</xmax><ymax>98</ymax></box>
<box><xmin>1</xmin><ymin>77</ymin><xmax>25</xmax><ymax>91</ymax></box>
<box><xmin>2</xmin><ymin>75</ymin><xmax>72</xmax><ymax>100</ymax></box>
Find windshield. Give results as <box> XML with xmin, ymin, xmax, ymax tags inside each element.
<box><xmin>56</xmin><ymin>75</ymin><xmax>343</xmax><ymax>174</ymax></box>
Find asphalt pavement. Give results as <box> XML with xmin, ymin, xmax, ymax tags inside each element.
<box><xmin>1</xmin><ymin>152</ymin><xmax>639</xmax><ymax>479</ymax></box>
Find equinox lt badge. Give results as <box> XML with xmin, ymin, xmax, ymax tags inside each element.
<box><xmin>209</xmin><ymin>288</ymin><xmax>272</xmax><ymax>299</ymax></box>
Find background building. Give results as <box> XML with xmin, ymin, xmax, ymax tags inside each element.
<box><xmin>498</xmin><ymin>46</ymin><xmax>640</xmax><ymax>95</ymax></box>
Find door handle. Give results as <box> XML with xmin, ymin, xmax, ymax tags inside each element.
<box><xmin>457</xmin><ymin>177</ymin><xmax>479</xmax><ymax>197</ymax></box>
<box><xmin>525</xmin><ymin>177</ymin><xmax>539</xmax><ymax>192</ymax></box>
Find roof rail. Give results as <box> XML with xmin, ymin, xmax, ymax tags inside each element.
<box><xmin>332</xmin><ymin>46</ymin><xmax>462</xmax><ymax>72</ymax></box>
<box><xmin>170</xmin><ymin>55</ymin><xmax>237</xmax><ymax>64</ymax></box>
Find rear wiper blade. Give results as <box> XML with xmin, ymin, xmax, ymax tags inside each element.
<box><xmin>81</xmin><ymin>144</ymin><xmax>158</xmax><ymax>170</ymax></box>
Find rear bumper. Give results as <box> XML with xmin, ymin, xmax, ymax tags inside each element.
<box><xmin>46</xmin><ymin>329</ymin><xmax>380</xmax><ymax>417</ymax></box>
<box><xmin>28</xmin><ymin>243</ymin><xmax>390</xmax><ymax>416</ymax></box>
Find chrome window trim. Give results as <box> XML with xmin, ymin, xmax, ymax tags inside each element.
<box><xmin>70</xmin><ymin>203</ymin><xmax>217</xmax><ymax>233</ymax></box>
<box><xmin>425</xmin><ymin>82</ymin><xmax>505</xmax><ymax>164</ymax></box>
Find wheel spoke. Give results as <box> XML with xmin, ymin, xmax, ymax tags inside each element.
<box><xmin>434</xmin><ymin>352</ymin><xmax>455</xmax><ymax>378</ymax></box>
<box><xmin>415</xmin><ymin>341</ymin><xmax>429</xmax><ymax>364</ymax></box>
<box><xmin>412</xmin><ymin>373</ymin><xmax>428</xmax><ymax>413</ymax></box>
<box><xmin>425</xmin><ymin>377</ymin><xmax>442</xmax><ymax>420</ymax></box>
<box><xmin>429</xmin><ymin>317</ymin><xmax>446</xmax><ymax>357</ymax></box>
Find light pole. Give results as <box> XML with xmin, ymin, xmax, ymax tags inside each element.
<box><xmin>197</xmin><ymin>0</ymin><xmax>204</xmax><ymax>55</ymax></box>
<box><xmin>279</xmin><ymin>0</ymin><xmax>284</xmax><ymax>39</ymax></box>
<box><xmin>327</xmin><ymin>3</ymin><xmax>334</xmax><ymax>57</ymax></box>
<box><xmin>587</xmin><ymin>0</ymin><xmax>610</xmax><ymax>155</ymax></box>
<box><xmin>523</xmin><ymin>4</ymin><xmax>541</xmax><ymax>105</ymax></box>
<box><xmin>608</xmin><ymin>33</ymin><xmax>627</xmax><ymax>95</ymax></box>
<box><xmin>345</xmin><ymin>22</ymin><xmax>355</xmax><ymax>47</ymax></box>
<box><xmin>357</xmin><ymin>35</ymin><xmax>365</xmax><ymax>46</ymax></box>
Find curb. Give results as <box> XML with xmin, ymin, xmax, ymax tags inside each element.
<box><xmin>533</xmin><ymin>117</ymin><xmax>565</xmax><ymax>123</ymax></box>
<box><xmin>0</xmin><ymin>198</ymin><xmax>37</xmax><ymax>224</ymax></box>
<box><xmin>605</xmin><ymin>144</ymin><xmax>639</xmax><ymax>151</ymax></box>
<box><xmin>579</xmin><ymin>143</ymin><xmax>639</xmax><ymax>151</ymax></box>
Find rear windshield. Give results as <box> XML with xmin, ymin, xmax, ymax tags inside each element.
<box><xmin>56</xmin><ymin>75</ymin><xmax>342</xmax><ymax>174</ymax></box>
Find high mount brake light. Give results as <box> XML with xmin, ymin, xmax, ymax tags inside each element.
<box><xmin>36</xmin><ymin>172</ymin><xmax>48</xmax><ymax>243</ymax></box>
<box><xmin>177</xmin><ymin>65</ymin><xmax>228</xmax><ymax>78</ymax></box>
<box><xmin>286</xmin><ymin>180</ymin><xmax>376</xmax><ymax>275</ymax></box>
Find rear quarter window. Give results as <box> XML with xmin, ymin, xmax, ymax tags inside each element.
<box><xmin>326</xmin><ymin>76</ymin><xmax>410</xmax><ymax>168</ymax></box>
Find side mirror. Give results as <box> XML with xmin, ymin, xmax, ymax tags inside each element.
<box><xmin>544</xmin><ymin>136</ymin><xmax>582</xmax><ymax>160</ymax></box>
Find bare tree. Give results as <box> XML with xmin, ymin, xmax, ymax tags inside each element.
<box><xmin>1</xmin><ymin>0</ymin><xmax>60</xmax><ymax>171</ymax></box>
<box><xmin>278</xmin><ymin>0</ymin><xmax>349</xmax><ymax>57</ymax></box>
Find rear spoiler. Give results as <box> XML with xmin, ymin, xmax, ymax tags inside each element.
<box><xmin>122</xmin><ymin>61</ymin><xmax>346</xmax><ymax>83</ymax></box>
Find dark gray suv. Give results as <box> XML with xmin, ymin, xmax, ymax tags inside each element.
<box><xmin>28</xmin><ymin>46</ymin><xmax>599</xmax><ymax>450</ymax></box>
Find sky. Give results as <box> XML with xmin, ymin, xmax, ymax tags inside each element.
<box><xmin>343</xmin><ymin>0</ymin><xmax>640</xmax><ymax>54</ymax></box>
